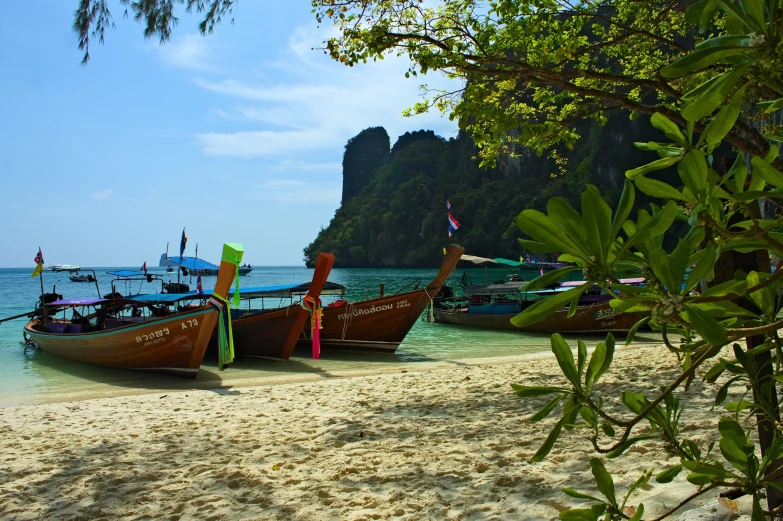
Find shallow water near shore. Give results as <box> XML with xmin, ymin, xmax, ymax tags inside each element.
<box><xmin>0</xmin><ymin>266</ymin><xmax>656</xmax><ymax>406</ymax></box>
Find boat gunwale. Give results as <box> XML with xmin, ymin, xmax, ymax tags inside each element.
<box><xmin>24</xmin><ymin>307</ymin><xmax>212</xmax><ymax>339</ymax></box>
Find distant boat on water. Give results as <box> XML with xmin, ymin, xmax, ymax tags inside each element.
<box><xmin>431</xmin><ymin>277</ymin><xmax>647</xmax><ymax>334</ymax></box>
<box><xmin>158</xmin><ymin>254</ymin><xmax>253</xmax><ymax>276</ymax></box>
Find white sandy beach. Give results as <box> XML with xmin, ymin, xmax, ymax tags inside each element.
<box><xmin>0</xmin><ymin>344</ymin><xmax>753</xmax><ymax>520</ymax></box>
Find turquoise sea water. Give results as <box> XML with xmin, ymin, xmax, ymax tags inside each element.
<box><xmin>0</xmin><ymin>266</ymin><xmax>655</xmax><ymax>406</ymax></box>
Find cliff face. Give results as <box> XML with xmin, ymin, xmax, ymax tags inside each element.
<box><xmin>341</xmin><ymin>127</ymin><xmax>391</xmax><ymax>203</ymax></box>
<box><xmin>304</xmin><ymin>113</ymin><xmax>664</xmax><ymax>268</ymax></box>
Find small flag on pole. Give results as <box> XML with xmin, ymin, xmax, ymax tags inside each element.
<box><xmin>448</xmin><ymin>212</ymin><xmax>460</xmax><ymax>238</ymax></box>
<box><xmin>540</xmin><ymin>266</ymin><xmax>545</xmax><ymax>277</ymax></box>
<box><xmin>141</xmin><ymin>261</ymin><xmax>147</xmax><ymax>275</ymax></box>
<box><xmin>447</xmin><ymin>199</ymin><xmax>452</xmax><ymax>210</ymax></box>
<box><xmin>197</xmin><ymin>272</ymin><xmax>203</xmax><ymax>295</ymax></box>
<box><xmin>179</xmin><ymin>227</ymin><xmax>188</xmax><ymax>258</ymax></box>
<box><xmin>31</xmin><ymin>247</ymin><xmax>44</xmax><ymax>278</ymax></box>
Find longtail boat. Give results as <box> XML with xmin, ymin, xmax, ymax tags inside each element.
<box><xmin>226</xmin><ymin>252</ymin><xmax>335</xmax><ymax>359</ymax></box>
<box><xmin>295</xmin><ymin>244</ymin><xmax>465</xmax><ymax>353</ymax></box>
<box><xmin>128</xmin><ymin>252</ymin><xmax>337</xmax><ymax>361</ymax></box>
<box><xmin>432</xmin><ymin>277</ymin><xmax>647</xmax><ymax>334</ymax></box>
<box><xmin>22</xmin><ymin>243</ymin><xmax>244</xmax><ymax>378</ymax></box>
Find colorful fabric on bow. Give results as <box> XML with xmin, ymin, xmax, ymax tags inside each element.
<box><xmin>301</xmin><ymin>294</ymin><xmax>323</xmax><ymax>359</ymax></box>
<box><xmin>220</xmin><ymin>243</ymin><xmax>244</xmax><ymax>308</ymax></box>
<box><xmin>209</xmin><ymin>294</ymin><xmax>234</xmax><ymax>370</ymax></box>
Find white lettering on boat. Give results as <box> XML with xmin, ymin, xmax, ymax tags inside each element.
<box><xmin>136</xmin><ymin>327</ymin><xmax>170</xmax><ymax>344</ymax></box>
<box><xmin>593</xmin><ymin>308</ymin><xmax>618</xmax><ymax>320</ymax></box>
<box><xmin>338</xmin><ymin>303</ymin><xmax>395</xmax><ymax>320</ymax></box>
<box><xmin>181</xmin><ymin>318</ymin><xmax>199</xmax><ymax>330</ymax></box>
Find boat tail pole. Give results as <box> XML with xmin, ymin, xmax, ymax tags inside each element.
<box><xmin>196</xmin><ymin>243</ymin><xmax>244</xmax><ymax>370</ymax></box>
<box><xmin>280</xmin><ymin>252</ymin><xmax>335</xmax><ymax>360</ymax></box>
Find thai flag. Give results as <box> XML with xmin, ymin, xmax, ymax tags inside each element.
<box><xmin>34</xmin><ymin>247</ymin><xmax>44</xmax><ymax>265</ymax></box>
<box><xmin>448</xmin><ymin>212</ymin><xmax>460</xmax><ymax>238</ymax></box>
<box><xmin>540</xmin><ymin>267</ymin><xmax>545</xmax><ymax>276</ymax></box>
<box><xmin>141</xmin><ymin>261</ymin><xmax>147</xmax><ymax>274</ymax></box>
<box><xmin>447</xmin><ymin>200</ymin><xmax>451</xmax><ymax>210</ymax></box>
<box><xmin>197</xmin><ymin>272</ymin><xmax>203</xmax><ymax>295</ymax></box>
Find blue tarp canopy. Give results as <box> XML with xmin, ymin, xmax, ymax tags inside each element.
<box><xmin>128</xmin><ymin>281</ymin><xmax>345</xmax><ymax>304</ymax></box>
<box><xmin>107</xmin><ymin>270</ymin><xmax>147</xmax><ymax>277</ymax></box>
<box><xmin>165</xmin><ymin>256</ymin><xmax>220</xmax><ymax>271</ymax></box>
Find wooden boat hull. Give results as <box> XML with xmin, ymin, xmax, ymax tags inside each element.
<box><xmin>24</xmin><ymin>308</ymin><xmax>215</xmax><ymax>378</ymax></box>
<box><xmin>229</xmin><ymin>252</ymin><xmax>336</xmax><ymax>360</ymax></box>
<box><xmin>432</xmin><ymin>302</ymin><xmax>645</xmax><ymax>334</ymax></box>
<box><xmin>298</xmin><ymin>289</ymin><xmax>435</xmax><ymax>353</ymax></box>
<box><xmin>296</xmin><ymin>244</ymin><xmax>465</xmax><ymax>354</ymax></box>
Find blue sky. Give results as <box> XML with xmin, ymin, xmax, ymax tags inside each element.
<box><xmin>0</xmin><ymin>1</ymin><xmax>458</xmax><ymax>267</ymax></box>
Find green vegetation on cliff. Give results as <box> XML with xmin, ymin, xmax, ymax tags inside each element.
<box><xmin>304</xmin><ymin>114</ymin><xmax>663</xmax><ymax>267</ymax></box>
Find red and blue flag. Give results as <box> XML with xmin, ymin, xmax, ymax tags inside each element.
<box><xmin>197</xmin><ymin>272</ymin><xmax>203</xmax><ymax>295</ymax></box>
<box><xmin>448</xmin><ymin>212</ymin><xmax>460</xmax><ymax>238</ymax></box>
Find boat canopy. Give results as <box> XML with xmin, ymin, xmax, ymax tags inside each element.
<box><xmin>560</xmin><ymin>277</ymin><xmax>645</xmax><ymax>287</ymax></box>
<box><xmin>460</xmin><ymin>254</ymin><xmax>499</xmax><ymax>265</ymax></box>
<box><xmin>50</xmin><ymin>298</ymin><xmax>106</xmax><ymax>306</ymax></box>
<box><xmin>164</xmin><ymin>256</ymin><xmax>220</xmax><ymax>271</ymax></box>
<box><xmin>107</xmin><ymin>270</ymin><xmax>147</xmax><ymax>278</ymax></box>
<box><xmin>128</xmin><ymin>281</ymin><xmax>347</xmax><ymax>304</ymax></box>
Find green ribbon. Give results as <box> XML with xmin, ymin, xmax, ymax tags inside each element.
<box><xmin>221</xmin><ymin>243</ymin><xmax>244</xmax><ymax>309</ymax></box>
<box><xmin>212</xmin><ymin>293</ymin><xmax>234</xmax><ymax>370</ymax></box>
<box><xmin>215</xmin><ymin>243</ymin><xmax>244</xmax><ymax>370</ymax></box>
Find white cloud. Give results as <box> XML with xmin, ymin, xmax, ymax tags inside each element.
<box><xmin>191</xmin><ymin>24</ymin><xmax>460</xmax><ymax>158</ymax></box>
<box><xmin>157</xmin><ymin>34</ymin><xmax>220</xmax><ymax>73</ymax></box>
<box><xmin>91</xmin><ymin>189</ymin><xmax>113</xmax><ymax>200</ymax></box>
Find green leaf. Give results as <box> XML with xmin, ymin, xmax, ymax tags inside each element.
<box><xmin>649</xmin><ymin>248</ymin><xmax>678</xmax><ymax>294</ymax></box>
<box><xmin>661</xmin><ymin>46</ymin><xmax>753</xmax><ymax>78</ymax></box>
<box><xmin>577</xmin><ymin>339</ymin><xmax>587</xmax><ymax>377</ymax></box>
<box><xmin>758</xmin><ymin>97</ymin><xmax>783</xmax><ymax>114</ymax></box>
<box><xmin>511</xmin><ymin>284</ymin><xmax>589</xmax><ymax>328</ymax></box>
<box><xmin>625</xmin><ymin>315</ymin><xmax>651</xmax><ymax>345</ymax></box>
<box><xmin>684</xmin><ymin>242</ymin><xmax>717</xmax><ymax>292</ymax></box>
<box><xmin>518</xmin><ymin>239</ymin><xmax>562</xmax><ymax>254</ymax></box>
<box><xmin>678</xmin><ymin>150</ymin><xmax>709</xmax><ymax>198</ymax></box>
<box><xmin>655</xmin><ymin>465</ymin><xmax>683</xmax><ymax>483</ymax></box>
<box><xmin>517</xmin><ymin>210</ymin><xmax>584</xmax><ymax>258</ymax></box>
<box><xmin>559</xmin><ymin>509</ymin><xmax>599</xmax><ymax>521</ymax></box>
<box><xmin>625</xmin><ymin>157</ymin><xmax>683</xmax><ymax>180</ymax></box>
<box><xmin>650</xmin><ymin>113</ymin><xmax>689</xmax><ymax>148</ymax></box>
<box><xmin>682</xmin><ymin>66</ymin><xmax>748</xmax><ymax>121</ymax></box>
<box><xmin>523</xmin><ymin>266</ymin><xmax>581</xmax><ymax>291</ymax></box>
<box><xmin>700</xmin><ymin>84</ymin><xmax>749</xmax><ymax>146</ymax></box>
<box><xmin>684</xmin><ymin>304</ymin><xmax>729</xmax><ymax>347</ymax></box>
<box><xmin>634</xmin><ymin>175</ymin><xmax>688</xmax><ymax>201</ymax></box>
<box><xmin>611</xmin><ymin>180</ymin><xmax>635</xmax><ymax>243</ymax></box>
<box><xmin>582</xmin><ymin>185</ymin><xmax>612</xmax><ymax>262</ymax></box>
<box><xmin>738</xmin><ymin>0</ymin><xmax>766</xmax><ymax>33</ymax></box>
<box><xmin>696</xmin><ymin>278</ymin><xmax>747</xmax><ymax>298</ymax></box>
<box><xmin>751</xmin><ymin>155</ymin><xmax>783</xmax><ymax>188</ymax></box>
<box><xmin>629</xmin><ymin>504</ymin><xmax>644</xmax><ymax>521</ymax></box>
<box><xmin>550</xmin><ymin>333</ymin><xmax>581</xmax><ymax>389</ymax></box>
<box><xmin>584</xmin><ymin>341</ymin><xmax>607</xmax><ymax>389</ymax></box>
<box><xmin>579</xmin><ymin>406</ymin><xmax>597</xmax><ymax>428</ymax></box>
<box><xmin>531</xmin><ymin>417</ymin><xmax>565</xmax><ymax>463</ymax></box>
<box><xmin>686</xmin><ymin>473</ymin><xmax>714</xmax><ymax>486</ymax></box>
<box><xmin>682</xmin><ymin>459</ymin><xmax>736</xmax><ymax>479</ymax></box>
<box><xmin>589</xmin><ymin>458</ymin><xmax>617</xmax><ymax>507</ymax></box>
<box><xmin>562</xmin><ymin>488</ymin><xmax>602</xmax><ymax>502</ymax></box>
<box><xmin>510</xmin><ymin>384</ymin><xmax>566</xmax><ymax>398</ymax></box>
<box><xmin>531</xmin><ymin>394</ymin><xmax>566</xmax><ymax>421</ymax></box>
<box><xmin>601</xmin><ymin>423</ymin><xmax>615</xmax><ymax>437</ymax></box>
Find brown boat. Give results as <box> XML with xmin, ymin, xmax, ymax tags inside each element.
<box><xmin>432</xmin><ymin>301</ymin><xmax>646</xmax><ymax>334</ymax></box>
<box><xmin>22</xmin><ymin>243</ymin><xmax>244</xmax><ymax>378</ymax></box>
<box><xmin>294</xmin><ymin>244</ymin><xmax>465</xmax><ymax>354</ymax></box>
<box><xmin>228</xmin><ymin>252</ymin><xmax>335</xmax><ymax>359</ymax></box>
